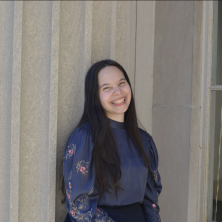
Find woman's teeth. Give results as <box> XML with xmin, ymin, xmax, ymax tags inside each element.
<box><xmin>112</xmin><ymin>98</ymin><xmax>125</xmax><ymax>104</ymax></box>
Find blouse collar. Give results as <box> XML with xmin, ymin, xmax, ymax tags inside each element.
<box><xmin>108</xmin><ymin>118</ymin><xmax>126</xmax><ymax>129</ymax></box>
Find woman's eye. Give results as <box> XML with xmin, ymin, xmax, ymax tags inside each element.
<box><xmin>120</xmin><ymin>82</ymin><xmax>125</xmax><ymax>85</ymax></box>
<box><xmin>104</xmin><ymin>87</ymin><xmax>109</xmax><ymax>90</ymax></box>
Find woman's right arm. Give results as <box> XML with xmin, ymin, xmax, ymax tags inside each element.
<box><xmin>63</xmin><ymin>126</ymin><xmax>114</xmax><ymax>222</ymax></box>
<box><xmin>141</xmin><ymin>134</ymin><xmax>162</xmax><ymax>222</ymax></box>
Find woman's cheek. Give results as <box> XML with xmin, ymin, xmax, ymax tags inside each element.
<box><xmin>100</xmin><ymin>92</ymin><xmax>110</xmax><ymax>107</ymax></box>
<box><xmin>124</xmin><ymin>86</ymin><xmax>131</xmax><ymax>101</ymax></box>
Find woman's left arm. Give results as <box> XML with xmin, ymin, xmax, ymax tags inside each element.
<box><xmin>141</xmin><ymin>135</ymin><xmax>162</xmax><ymax>222</ymax></box>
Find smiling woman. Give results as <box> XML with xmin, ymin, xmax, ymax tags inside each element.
<box><xmin>61</xmin><ymin>60</ymin><xmax>162</xmax><ymax>222</ymax></box>
<box><xmin>98</xmin><ymin>66</ymin><xmax>131</xmax><ymax>122</ymax></box>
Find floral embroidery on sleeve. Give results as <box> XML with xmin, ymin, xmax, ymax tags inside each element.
<box><xmin>151</xmin><ymin>202</ymin><xmax>160</xmax><ymax>216</ymax></box>
<box><xmin>67</xmin><ymin>191</ymin><xmax>93</xmax><ymax>222</ymax></box>
<box><xmin>77</xmin><ymin>194</ymin><xmax>89</xmax><ymax>210</ymax></box>
<box><xmin>66</xmin><ymin>189</ymin><xmax>114</xmax><ymax>222</ymax></box>
<box><xmin>68</xmin><ymin>170</ymin><xmax>72</xmax><ymax>184</ymax></box>
<box><xmin>64</xmin><ymin>143</ymin><xmax>76</xmax><ymax>160</ymax></box>
<box><xmin>153</xmin><ymin>170</ymin><xmax>158</xmax><ymax>182</ymax></box>
<box><xmin>76</xmin><ymin>160</ymin><xmax>89</xmax><ymax>175</ymax></box>
<box><xmin>93</xmin><ymin>208</ymin><xmax>114</xmax><ymax>222</ymax></box>
<box><xmin>88</xmin><ymin>187</ymin><xmax>93</xmax><ymax>196</ymax></box>
<box><xmin>152</xmin><ymin>203</ymin><xmax>156</xmax><ymax>208</ymax></box>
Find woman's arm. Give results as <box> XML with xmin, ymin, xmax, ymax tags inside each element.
<box><xmin>141</xmin><ymin>135</ymin><xmax>162</xmax><ymax>222</ymax></box>
<box><xmin>63</xmin><ymin>125</ymin><xmax>114</xmax><ymax>222</ymax></box>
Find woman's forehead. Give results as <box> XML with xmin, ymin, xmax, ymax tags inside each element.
<box><xmin>98</xmin><ymin>66</ymin><xmax>125</xmax><ymax>84</ymax></box>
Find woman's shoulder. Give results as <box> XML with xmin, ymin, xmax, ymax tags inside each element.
<box><xmin>67</xmin><ymin>121</ymin><xmax>93</xmax><ymax>148</ymax></box>
<box><xmin>138</xmin><ymin>127</ymin><xmax>152</xmax><ymax>142</ymax></box>
<box><xmin>70</xmin><ymin>121</ymin><xmax>91</xmax><ymax>138</ymax></box>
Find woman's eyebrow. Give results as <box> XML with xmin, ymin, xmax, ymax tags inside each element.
<box><xmin>100</xmin><ymin>83</ymin><xmax>109</xmax><ymax>88</ymax></box>
<box><xmin>100</xmin><ymin>78</ymin><xmax>126</xmax><ymax>89</ymax></box>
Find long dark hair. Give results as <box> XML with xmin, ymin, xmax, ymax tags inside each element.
<box><xmin>61</xmin><ymin>59</ymin><xmax>150</xmax><ymax>203</ymax></box>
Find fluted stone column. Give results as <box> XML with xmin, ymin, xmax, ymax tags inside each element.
<box><xmin>0</xmin><ymin>1</ymin><xmax>155</xmax><ymax>222</ymax></box>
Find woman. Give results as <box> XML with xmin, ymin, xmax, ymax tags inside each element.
<box><xmin>62</xmin><ymin>60</ymin><xmax>162</xmax><ymax>222</ymax></box>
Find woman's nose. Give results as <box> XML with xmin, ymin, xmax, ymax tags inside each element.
<box><xmin>113</xmin><ymin>86</ymin><xmax>121</xmax><ymax>95</ymax></box>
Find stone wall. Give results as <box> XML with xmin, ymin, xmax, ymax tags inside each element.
<box><xmin>0</xmin><ymin>1</ymin><xmax>155</xmax><ymax>222</ymax></box>
<box><xmin>0</xmin><ymin>1</ymin><xmax>207</xmax><ymax>222</ymax></box>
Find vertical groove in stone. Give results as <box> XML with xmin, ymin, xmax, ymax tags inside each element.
<box><xmin>47</xmin><ymin>2</ymin><xmax>60</xmax><ymax>222</ymax></box>
<box><xmin>126</xmin><ymin>1</ymin><xmax>131</xmax><ymax>79</ymax></box>
<box><xmin>200</xmin><ymin>2</ymin><xmax>213</xmax><ymax>221</ymax></box>
<box><xmin>0</xmin><ymin>2</ymin><xmax>14</xmax><ymax>222</ymax></box>
<box><xmin>187</xmin><ymin>2</ymin><xmax>203</xmax><ymax>221</ymax></box>
<box><xmin>151</xmin><ymin>1</ymin><xmax>156</xmax><ymax>134</ymax></box>
<box><xmin>128</xmin><ymin>1</ymin><xmax>136</xmax><ymax>91</ymax></box>
<box><xmin>10</xmin><ymin>2</ymin><xmax>23</xmax><ymax>222</ymax></box>
<box><xmin>83</xmin><ymin>1</ymin><xmax>93</xmax><ymax>73</ymax></box>
<box><xmin>134</xmin><ymin>0</ymin><xmax>137</xmax><ymax>97</ymax></box>
<box><xmin>19</xmin><ymin>2</ymin><xmax>53</xmax><ymax>221</ymax></box>
<box><xmin>110</xmin><ymin>1</ymin><xmax>117</xmax><ymax>60</ymax></box>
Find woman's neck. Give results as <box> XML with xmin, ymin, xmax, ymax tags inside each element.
<box><xmin>106</xmin><ymin>113</ymin><xmax>124</xmax><ymax>122</ymax></box>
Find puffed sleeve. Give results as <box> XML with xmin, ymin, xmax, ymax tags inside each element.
<box><xmin>63</xmin><ymin>125</ymin><xmax>115</xmax><ymax>222</ymax></box>
<box><xmin>141</xmin><ymin>134</ymin><xmax>162</xmax><ymax>222</ymax></box>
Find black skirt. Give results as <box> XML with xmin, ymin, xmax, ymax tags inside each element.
<box><xmin>99</xmin><ymin>202</ymin><xmax>146</xmax><ymax>222</ymax></box>
<box><xmin>64</xmin><ymin>202</ymin><xmax>146</xmax><ymax>222</ymax></box>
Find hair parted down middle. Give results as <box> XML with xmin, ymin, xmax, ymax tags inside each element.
<box><xmin>61</xmin><ymin>59</ymin><xmax>150</xmax><ymax>203</ymax></box>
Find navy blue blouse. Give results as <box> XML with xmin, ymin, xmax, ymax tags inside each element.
<box><xmin>63</xmin><ymin>118</ymin><xmax>162</xmax><ymax>222</ymax></box>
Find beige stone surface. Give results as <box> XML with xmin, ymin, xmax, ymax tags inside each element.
<box><xmin>153</xmin><ymin>1</ymin><xmax>194</xmax><ymax>106</ymax></box>
<box><xmin>152</xmin><ymin>1</ymin><xmax>203</xmax><ymax>222</ymax></box>
<box><xmin>10</xmin><ymin>2</ymin><xmax>23</xmax><ymax>222</ymax></box>
<box><xmin>153</xmin><ymin>106</ymin><xmax>191</xmax><ymax>221</ymax></box>
<box><xmin>0</xmin><ymin>1</ymin><xmax>208</xmax><ymax>222</ymax></box>
<box><xmin>135</xmin><ymin>1</ymin><xmax>155</xmax><ymax>133</ymax></box>
<box><xmin>47</xmin><ymin>2</ymin><xmax>60</xmax><ymax>222</ymax></box>
<box><xmin>115</xmin><ymin>1</ymin><xmax>136</xmax><ymax>91</ymax></box>
<box><xmin>56</xmin><ymin>2</ymin><xmax>87</xmax><ymax>221</ymax></box>
<box><xmin>91</xmin><ymin>1</ymin><xmax>113</xmax><ymax>63</ymax></box>
<box><xmin>187</xmin><ymin>2</ymin><xmax>203</xmax><ymax>222</ymax></box>
<box><xmin>0</xmin><ymin>2</ymin><xmax>14</xmax><ymax>222</ymax></box>
<box><xmin>19</xmin><ymin>2</ymin><xmax>53</xmax><ymax>222</ymax></box>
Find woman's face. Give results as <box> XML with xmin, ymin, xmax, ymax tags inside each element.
<box><xmin>98</xmin><ymin>66</ymin><xmax>131</xmax><ymax>122</ymax></box>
